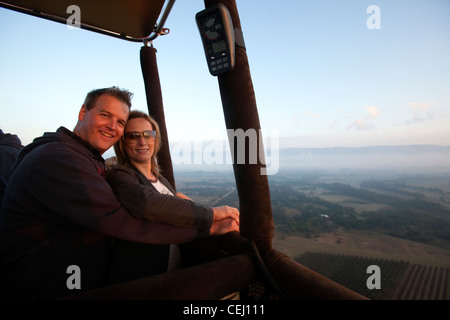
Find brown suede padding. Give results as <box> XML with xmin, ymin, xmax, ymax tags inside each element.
<box><xmin>262</xmin><ymin>249</ymin><xmax>369</xmax><ymax>300</ymax></box>
<box><xmin>140</xmin><ymin>45</ymin><xmax>176</xmax><ymax>190</ymax></box>
<box><xmin>204</xmin><ymin>0</ymin><xmax>274</xmax><ymax>244</ymax></box>
<box><xmin>61</xmin><ymin>253</ymin><xmax>257</xmax><ymax>300</ymax></box>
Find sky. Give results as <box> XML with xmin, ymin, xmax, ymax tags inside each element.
<box><xmin>1</xmin><ymin>0</ymin><xmax>449</xmax><ymax>158</ymax></box>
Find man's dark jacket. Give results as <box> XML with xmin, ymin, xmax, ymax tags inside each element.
<box><xmin>0</xmin><ymin>130</ymin><xmax>24</xmax><ymax>205</ymax></box>
<box><xmin>0</xmin><ymin>129</ymin><xmax>23</xmax><ymax>182</ymax></box>
<box><xmin>0</xmin><ymin>127</ymin><xmax>211</xmax><ymax>299</ymax></box>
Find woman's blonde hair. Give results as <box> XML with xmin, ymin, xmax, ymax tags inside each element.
<box><xmin>114</xmin><ymin>110</ymin><xmax>162</xmax><ymax>177</ymax></box>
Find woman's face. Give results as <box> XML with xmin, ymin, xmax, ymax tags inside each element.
<box><xmin>123</xmin><ymin>117</ymin><xmax>155</xmax><ymax>165</ymax></box>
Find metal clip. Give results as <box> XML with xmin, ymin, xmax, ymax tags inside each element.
<box><xmin>158</xmin><ymin>28</ymin><xmax>170</xmax><ymax>36</ymax></box>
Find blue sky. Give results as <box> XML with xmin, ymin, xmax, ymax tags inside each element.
<box><xmin>1</xmin><ymin>0</ymin><xmax>449</xmax><ymax>156</ymax></box>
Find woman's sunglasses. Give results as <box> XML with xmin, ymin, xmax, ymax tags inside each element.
<box><xmin>123</xmin><ymin>130</ymin><xmax>156</xmax><ymax>142</ymax></box>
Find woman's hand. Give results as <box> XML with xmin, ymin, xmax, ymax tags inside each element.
<box><xmin>212</xmin><ymin>205</ymin><xmax>239</xmax><ymax>225</ymax></box>
<box><xmin>176</xmin><ymin>192</ymin><xmax>192</xmax><ymax>201</ymax></box>
<box><xmin>209</xmin><ymin>217</ymin><xmax>240</xmax><ymax>236</ymax></box>
<box><xmin>209</xmin><ymin>206</ymin><xmax>240</xmax><ymax>236</ymax></box>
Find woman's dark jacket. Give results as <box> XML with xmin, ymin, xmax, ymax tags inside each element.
<box><xmin>106</xmin><ymin>165</ymin><xmax>213</xmax><ymax>232</ymax></box>
<box><xmin>105</xmin><ymin>165</ymin><xmax>214</xmax><ymax>284</ymax></box>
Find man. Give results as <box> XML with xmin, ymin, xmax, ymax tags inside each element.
<box><xmin>0</xmin><ymin>87</ymin><xmax>239</xmax><ymax>299</ymax></box>
<box><xmin>0</xmin><ymin>129</ymin><xmax>23</xmax><ymax>182</ymax></box>
<box><xmin>0</xmin><ymin>129</ymin><xmax>23</xmax><ymax>205</ymax></box>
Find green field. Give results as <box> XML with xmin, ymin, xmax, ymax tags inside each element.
<box><xmin>295</xmin><ymin>251</ymin><xmax>450</xmax><ymax>300</ymax></box>
<box><xmin>176</xmin><ymin>169</ymin><xmax>450</xmax><ymax>299</ymax></box>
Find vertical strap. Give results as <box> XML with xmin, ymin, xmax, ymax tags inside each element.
<box><xmin>140</xmin><ymin>45</ymin><xmax>176</xmax><ymax>190</ymax></box>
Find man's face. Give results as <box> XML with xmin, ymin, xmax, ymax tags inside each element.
<box><xmin>76</xmin><ymin>94</ymin><xmax>129</xmax><ymax>154</ymax></box>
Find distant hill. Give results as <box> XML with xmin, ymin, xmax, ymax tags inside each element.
<box><xmin>170</xmin><ymin>144</ymin><xmax>450</xmax><ymax>173</ymax></box>
<box><xmin>277</xmin><ymin>145</ymin><xmax>450</xmax><ymax>171</ymax></box>
<box><xmin>280</xmin><ymin>145</ymin><xmax>450</xmax><ymax>156</ymax></box>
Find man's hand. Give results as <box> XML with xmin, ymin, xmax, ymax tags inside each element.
<box><xmin>209</xmin><ymin>206</ymin><xmax>240</xmax><ymax>236</ymax></box>
<box><xmin>212</xmin><ymin>205</ymin><xmax>239</xmax><ymax>225</ymax></box>
<box><xmin>209</xmin><ymin>217</ymin><xmax>239</xmax><ymax>236</ymax></box>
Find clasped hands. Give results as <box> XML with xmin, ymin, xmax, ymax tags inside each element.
<box><xmin>176</xmin><ymin>192</ymin><xmax>239</xmax><ymax>236</ymax></box>
<box><xmin>210</xmin><ymin>205</ymin><xmax>240</xmax><ymax>236</ymax></box>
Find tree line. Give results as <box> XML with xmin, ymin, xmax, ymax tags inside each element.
<box><xmin>271</xmin><ymin>182</ymin><xmax>450</xmax><ymax>249</ymax></box>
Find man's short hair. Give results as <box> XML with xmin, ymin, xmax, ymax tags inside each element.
<box><xmin>83</xmin><ymin>86</ymin><xmax>134</xmax><ymax>111</ymax></box>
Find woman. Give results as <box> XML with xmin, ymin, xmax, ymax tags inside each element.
<box><xmin>107</xmin><ymin>110</ymin><xmax>239</xmax><ymax>233</ymax></box>
<box><xmin>106</xmin><ymin>111</ymin><xmax>239</xmax><ymax>283</ymax></box>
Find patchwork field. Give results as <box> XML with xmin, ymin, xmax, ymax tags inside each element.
<box><xmin>294</xmin><ymin>251</ymin><xmax>450</xmax><ymax>300</ymax></box>
<box><xmin>176</xmin><ymin>168</ymin><xmax>450</xmax><ymax>299</ymax></box>
<box><xmin>273</xmin><ymin>230</ymin><xmax>450</xmax><ymax>267</ymax></box>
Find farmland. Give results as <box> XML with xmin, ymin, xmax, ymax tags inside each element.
<box><xmin>393</xmin><ymin>264</ymin><xmax>450</xmax><ymax>300</ymax></box>
<box><xmin>295</xmin><ymin>252</ymin><xmax>450</xmax><ymax>300</ymax></box>
<box><xmin>175</xmin><ymin>168</ymin><xmax>450</xmax><ymax>299</ymax></box>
